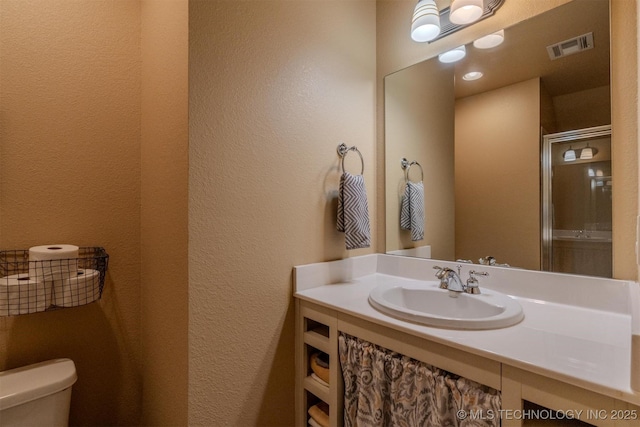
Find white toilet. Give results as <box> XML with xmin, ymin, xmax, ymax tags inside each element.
<box><xmin>0</xmin><ymin>358</ymin><xmax>77</xmax><ymax>426</ymax></box>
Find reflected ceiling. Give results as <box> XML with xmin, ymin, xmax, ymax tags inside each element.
<box><xmin>451</xmin><ymin>0</ymin><xmax>609</xmax><ymax>99</ymax></box>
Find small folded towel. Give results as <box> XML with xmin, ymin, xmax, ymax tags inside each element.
<box><xmin>400</xmin><ymin>181</ymin><xmax>425</xmax><ymax>241</ymax></box>
<box><xmin>310</xmin><ymin>352</ymin><xmax>330</xmax><ymax>384</ymax></box>
<box><xmin>311</xmin><ymin>373</ymin><xmax>329</xmax><ymax>388</ymax></box>
<box><xmin>308</xmin><ymin>402</ymin><xmax>329</xmax><ymax>427</ymax></box>
<box><xmin>337</xmin><ymin>172</ymin><xmax>371</xmax><ymax>250</ymax></box>
<box><xmin>308</xmin><ymin>417</ymin><xmax>322</xmax><ymax>427</ymax></box>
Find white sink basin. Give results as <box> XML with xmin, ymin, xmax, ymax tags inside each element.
<box><xmin>369</xmin><ymin>281</ymin><xmax>524</xmax><ymax>330</ymax></box>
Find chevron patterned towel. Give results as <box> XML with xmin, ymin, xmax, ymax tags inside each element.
<box><xmin>400</xmin><ymin>181</ymin><xmax>425</xmax><ymax>241</ymax></box>
<box><xmin>337</xmin><ymin>172</ymin><xmax>371</xmax><ymax>250</ymax></box>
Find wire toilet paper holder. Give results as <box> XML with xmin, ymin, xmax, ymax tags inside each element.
<box><xmin>0</xmin><ymin>247</ymin><xmax>109</xmax><ymax>317</ymax></box>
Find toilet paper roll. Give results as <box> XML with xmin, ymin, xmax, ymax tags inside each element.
<box><xmin>52</xmin><ymin>268</ymin><xmax>101</xmax><ymax>308</ymax></box>
<box><xmin>29</xmin><ymin>245</ymin><xmax>79</xmax><ymax>282</ymax></box>
<box><xmin>0</xmin><ymin>274</ymin><xmax>51</xmax><ymax>316</ymax></box>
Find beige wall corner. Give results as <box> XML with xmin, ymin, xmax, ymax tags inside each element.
<box><xmin>141</xmin><ymin>0</ymin><xmax>189</xmax><ymax>425</ymax></box>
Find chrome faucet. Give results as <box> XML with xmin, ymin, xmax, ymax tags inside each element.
<box><xmin>479</xmin><ymin>256</ymin><xmax>511</xmax><ymax>268</ymax></box>
<box><xmin>433</xmin><ymin>266</ymin><xmax>489</xmax><ymax>294</ymax></box>
<box><xmin>479</xmin><ymin>256</ymin><xmax>496</xmax><ymax>266</ymax></box>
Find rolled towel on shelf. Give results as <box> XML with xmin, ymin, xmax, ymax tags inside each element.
<box><xmin>400</xmin><ymin>181</ymin><xmax>425</xmax><ymax>241</ymax></box>
<box><xmin>308</xmin><ymin>402</ymin><xmax>329</xmax><ymax>427</ymax></box>
<box><xmin>337</xmin><ymin>172</ymin><xmax>371</xmax><ymax>250</ymax></box>
<box><xmin>308</xmin><ymin>417</ymin><xmax>322</xmax><ymax>427</ymax></box>
<box><xmin>310</xmin><ymin>352</ymin><xmax>330</xmax><ymax>384</ymax></box>
<box><xmin>311</xmin><ymin>373</ymin><xmax>329</xmax><ymax>388</ymax></box>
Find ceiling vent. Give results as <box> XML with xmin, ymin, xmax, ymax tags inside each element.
<box><xmin>546</xmin><ymin>32</ymin><xmax>594</xmax><ymax>60</ymax></box>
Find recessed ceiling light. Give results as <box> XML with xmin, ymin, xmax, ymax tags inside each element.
<box><xmin>473</xmin><ymin>29</ymin><xmax>505</xmax><ymax>49</ymax></box>
<box><xmin>438</xmin><ymin>45</ymin><xmax>466</xmax><ymax>63</ymax></box>
<box><xmin>462</xmin><ymin>71</ymin><xmax>483</xmax><ymax>81</ymax></box>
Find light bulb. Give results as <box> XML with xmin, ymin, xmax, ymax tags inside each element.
<box><xmin>411</xmin><ymin>0</ymin><xmax>441</xmax><ymax>42</ymax></box>
<box><xmin>563</xmin><ymin>148</ymin><xmax>576</xmax><ymax>162</ymax></box>
<box><xmin>450</xmin><ymin>0</ymin><xmax>484</xmax><ymax>25</ymax></box>
<box><xmin>580</xmin><ymin>146</ymin><xmax>594</xmax><ymax>160</ymax></box>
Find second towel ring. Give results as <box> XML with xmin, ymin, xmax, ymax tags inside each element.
<box><xmin>337</xmin><ymin>143</ymin><xmax>364</xmax><ymax>175</ymax></box>
<box><xmin>401</xmin><ymin>158</ymin><xmax>424</xmax><ymax>182</ymax></box>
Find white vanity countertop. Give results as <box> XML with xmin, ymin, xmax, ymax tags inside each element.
<box><xmin>293</xmin><ymin>254</ymin><xmax>640</xmax><ymax>405</ymax></box>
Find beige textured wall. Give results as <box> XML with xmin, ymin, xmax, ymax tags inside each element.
<box><xmin>455</xmin><ymin>78</ymin><xmax>541</xmax><ymax>270</ymax></box>
<box><xmin>0</xmin><ymin>1</ymin><xmax>142</xmax><ymax>425</ymax></box>
<box><xmin>384</xmin><ymin>59</ymin><xmax>455</xmax><ymax>259</ymax></box>
<box><xmin>553</xmin><ymin>86</ymin><xmax>611</xmax><ymax>132</ymax></box>
<box><xmin>611</xmin><ymin>0</ymin><xmax>638</xmax><ymax>280</ymax></box>
<box><xmin>188</xmin><ymin>0</ymin><xmax>376</xmax><ymax>424</ymax></box>
<box><xmin>140</xmin><ymin>0</ymin><xmax>188</xmax><ymax>425</ymax></box>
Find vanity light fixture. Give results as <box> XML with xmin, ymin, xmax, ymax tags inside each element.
<box><xmin>563</xmin><ymin>147</ymin><xmax>576</xmax><ymax>162</ymax></box>
<box><xmin>473</xmin><ymin>29</ymin><xmax>505</xmax><ymax>49</ymax></box>
<box><xmin>462</xmin><ymin>71</ymin><xmax>483</xmax><ymax>81</ymax></box>
<box><xmin>449</xmin><ymin>0</ymin><xmax>484</xmax><ymax>25</ymax></box>
<box><xmin>410</xmin><ymin>0</ymin><xmax>504</xmax><ymax>43</ymax></box>
<box><xmin>411</xmin><ymin>0</ymin><xmax>441</xmax><ymax>42</ymax></box>
<box><xmin>438</xmin><ymin>45</ymin><xmax>466</xmax><ymax>63</ymax></box>
<box><xmin>563</xmin><ymin>145</ymin><xmax>599</xmax><ymax>162</ymax></box>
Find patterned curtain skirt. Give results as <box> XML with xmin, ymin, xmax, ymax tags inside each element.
<box><xmin>338</xmin><ymin>333</ymin><xmax>501</xmax><ymax>427</ymax></box>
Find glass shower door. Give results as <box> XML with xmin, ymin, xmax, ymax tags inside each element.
<box><xmin>541</xmin><ymin>125</ymin><xmax>612</xmax><ymax>278</ymax></box>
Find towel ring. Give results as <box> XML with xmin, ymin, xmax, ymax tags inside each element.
<box><xmin>401</xmin><ymin>158</ymin><xmax>424</xmax><ymax>182</ymax></box>
<box><xmin>337</xmin><ymin>143</ymin><xmax>364</xmax><ymax>175</ymax></box>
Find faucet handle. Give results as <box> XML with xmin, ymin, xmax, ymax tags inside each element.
<box><xmin>469</xmin><ymin>270</ymin><xmax>489</xmax><ymax>278</ymax></box>
<box><xmin>432</xmin><ymin>266</ymin><xmax>450</xmax><ymax>288</ymax></box>
<box><xmin>433</xmin><ymin>265</ymin><xmax>446</xmax><ymax>279</ymax></box>
<box><xmin>465</xmin><ymin>270</ymin><xmax>488</xmax><ymax>294</ymax></box>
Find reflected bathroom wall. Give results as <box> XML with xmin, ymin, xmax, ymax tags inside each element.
<box><xmin>385</xmin><ymin>59</ymin><xmax>455</xmax><ymax>259</ymax></box>
<box><xmin>455</xmin><ymin>78</ymin><xmax>542</xmax><ymax>270</ymax></box>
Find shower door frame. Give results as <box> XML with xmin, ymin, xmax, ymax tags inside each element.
<box><xmin>540</xmin><ymin>124</ymin><xmax>612</xmax><ymax>272</ymax></box>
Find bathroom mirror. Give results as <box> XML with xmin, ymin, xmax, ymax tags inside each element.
<box><xmin>385</xmin><ymin>0</ymin><xmax>611</xmax><ymax>273</ymax></box>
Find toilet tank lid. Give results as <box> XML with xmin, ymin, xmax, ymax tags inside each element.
<box><xmin>0</xmin><ymin>358</ymin><xmax>77</xmax><ymax>411</ymax></box>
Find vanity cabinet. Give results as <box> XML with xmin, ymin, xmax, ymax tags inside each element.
<box><xmin>295</xmin><ymin>299</ymin><xmax>640</xmax><ymax>427</ymax></box>
<box><xmin>295</xmin><ymin>301</ymin><xmax>344</xmax><ymax>427</ymax></box>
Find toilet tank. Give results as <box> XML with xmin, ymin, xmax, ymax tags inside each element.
<box><xmin>0</xmin><ymin>358</ymin><xmax>77</xmax><ymax>427</ymax></box>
